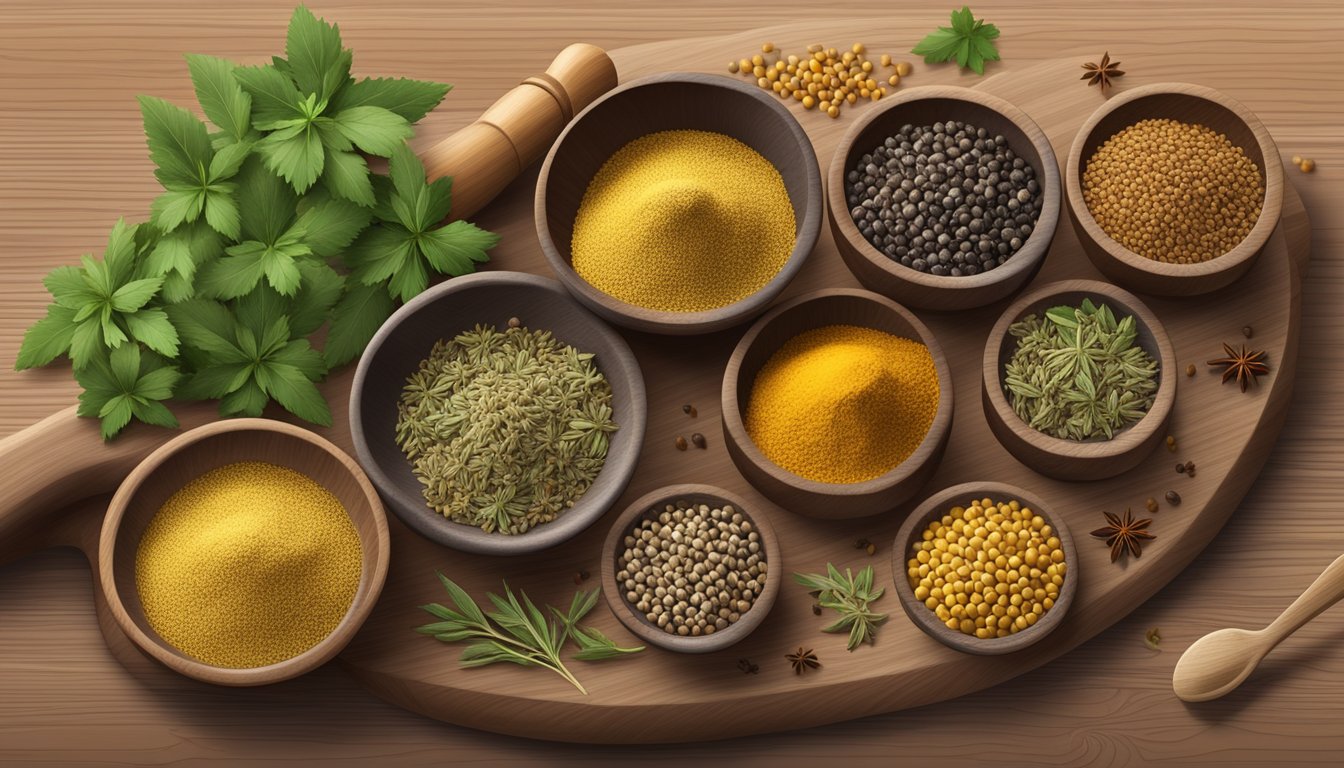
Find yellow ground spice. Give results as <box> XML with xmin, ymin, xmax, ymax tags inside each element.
<box><xmin>135</xmin><ymin>461</ymin><xmax>362</xmax><ymax>668</ymax></box>
<box><xmin>570</xmin><ymin>129</ymin><xmax>796</xmax><ymax>312</ymax></box>
<box><xmin>745</xmin><ymin>325</ymin><xmax>939</xmax><ymax>484</ymax></box>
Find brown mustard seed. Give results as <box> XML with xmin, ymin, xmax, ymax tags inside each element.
<box><xmin>506</xmin><ymin>316</ymin><xmax>521</xmax><ymax>328</ymax></box>
<box><xmin>812</xmin><ymin>604</ymin><xmax>823</xmax><ymax>616</ymax></box>
<box><xmin>1176</xmin><ymin>463</ymin><xmax>1186</xmax><ymax>474</ymax></box>
<box><xmin>674</xmin><ymin>435</ymin><xmax>688</xmax><ymax>451</ymax></box>
<box><xmin>691</xmin><ymin>432</ymin><xmax>707</xmax><ymax>449</ymax></box>
<box><xmin>573</xmin><ymin>569</ymin><xmax>590</xmax><ymax>585</ymax></box>
<box><xmin>1186</xmin><ymin>363</ymin><xmax>1197</xmax><ymax>377</ymax></box>
<box><xmin>682</xmin><ymin>403</ymin><xmax>697</xmax><ymax>417</ymax></box>
<box><xmin>1166</xmin><ymin>490</ymin><xmax>1182</xmax><ymax>505</ymax></box>
<box><xmin>1146</xmin><ymin>497</ymin><xmax>1159</xmax><ymax>514</ymax></box>
<box><xmin>1166</xmin><ymin>435</ymin><xmax>1176</xmax><ymax>452</ymax></box>
<box><xmin>1242</xmin><ymin>325</ymin><xmax>1253</xmax><ymax>338</ymax></box>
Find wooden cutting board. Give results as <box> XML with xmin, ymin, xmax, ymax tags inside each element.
<box><xmin>0</xmin><ymin>29</ymin><xmax>1310</xmax><ymax>743</ymax></box>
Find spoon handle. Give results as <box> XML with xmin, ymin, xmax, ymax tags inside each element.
<box><xmin>1262</xmin><ymin>553</ymin><xmax>1344</xmax><ymax>649</ymax></box>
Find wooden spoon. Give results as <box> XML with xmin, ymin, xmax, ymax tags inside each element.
<box><xmin>1173</xmin><ymin>553</ymin><xmax>1344</xmax><ymax>702</ymax></box>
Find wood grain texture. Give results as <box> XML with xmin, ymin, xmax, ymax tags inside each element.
<box><xmin>1</xmin><ymin>0</ymin><xmax>1342</xmax><ymax>763</ymax></box>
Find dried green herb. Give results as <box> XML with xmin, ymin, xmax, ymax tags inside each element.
<box><xmin>793</xmin><ymin>564</ymin><xmax>887</xmax><ymax>651</ymax></box>
<box><xmin>416</xmin><ymin>574</ymin><xmax>642</xmax><ymax>695</ymax></box>
<box><xmin>1003</xmin><ymin>299</ymin><xmax>1158</xmax><ymax>440</ymax></box>
<box><xmin>395</xmin><ymin>323</ymin><xmax>617</xmax><ymax>534</ymax></box>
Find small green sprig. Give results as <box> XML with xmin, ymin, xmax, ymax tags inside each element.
<box><xmin>794</xmin><ymin>564</ymin><xmax>888</xmax><ymax>651</ymax></box>
<box><xmin>911</xmin><ymin>6</ymin><xmax>1001</xmax><ymax>75</ymax></box>
<box><xmin>416</xmin><ymin>575</ymin><xmax>642</xmax><ymax>695</ymax></box>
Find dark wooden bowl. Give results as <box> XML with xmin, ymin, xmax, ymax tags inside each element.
<box><xmin>97</xmin><ymin>419</ymin><xmax>390</xmax><ymax>686</ymax></box>
<box><xmin>827</xmin><ymin>85</ymin><xmax>1061</xmax><ymax>312</ymax></box>
<box><xmin>600</xmin><ymin>484</ymin><xmax>780</xmax><ymax>653</ymax></box>
<box><xmin>892</xmin><ymin>481</ymin><xmax>1078</xmax><ymax>655</ymax></box>
<box><xmin>535</xmin><ymin>72</ymin><xmax>822</xmax><ymax>335</ymax></box>
<box><xmin>982</xmin><ymin>279</ymin><xmax>1176</xmax><ymax>481</ymax></box>
<box><xmin>349</xmin><ymin>271</ymin><xmax>646</xmax><ymax>555</ymax></box>
<box><xmin>721</xmin><ymin>288</ymin><xmax>954</xmax><ymax>519</ymax></box>
<box><xmin>1065</xmin><ymin>82</ymin><xmax>1284</xmax><ymax>296</ymax></box>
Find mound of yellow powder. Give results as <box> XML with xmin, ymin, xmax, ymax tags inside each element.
<box><xmin>570</xmin><ymin>129</ymin><xmax>796</xmax><ymax>312</ymax></box>
<box><xmin>745</xmin><ymin>325</ymin><xmax>939</xmax><ymax>484</ymax></box>
<box><xmin>135</xmin><ymin>461</ymin><xmax>362</xmax><ymax>668</ymax></box>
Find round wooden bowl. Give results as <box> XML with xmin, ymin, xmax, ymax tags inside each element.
<box><xmin>600</xmin><ymin>484</ymin><xmax>781</xmax><ymax>653</ymax></box>
<box><xmin>892</xmin><ymin>481</ymin><xmax>1078</xmax><ymax>655</ymax></box>
<box><xmin>827</xmin><ymin>85</ymin><xmax>1061</xmax><ymax>312</ymax></box>
<box><xmin>97</xmin><ymin>419</ymin><xmax>390</xmax><ymax>686</ymax></box>
<box><xmin>535</xmin><ymin>72</ymin><xmax>823</xmax><ymax>335</ymax></box>
<box><xmin>350</xmin><ymin>271</ymin><xmax>646</xmax><ymax>555</ymax></box>
<box><xmin>982</xmin><ymin>279</ymin><xmax>1176</xmax><ymax>482</ymax></box>
<box><xmin>1065</xmin><ymin>82</ymin><xmax>1284</xmax><ymax>296</ymax></box>
<box><xmin>721</xmin><ymin>288</ymin><xmax>954</xmax><ymax>519</ymax></box>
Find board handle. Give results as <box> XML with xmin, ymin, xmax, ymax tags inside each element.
<box><xmin>419</xmin><ymin>43</ymin><xmax>617</xmax><ymax>220</ymax></box>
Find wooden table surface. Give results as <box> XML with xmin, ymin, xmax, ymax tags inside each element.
<box><xmin>1</xmin><ymin>0</ymin><xmax>1341</xmax><ymax>764</ymax></box>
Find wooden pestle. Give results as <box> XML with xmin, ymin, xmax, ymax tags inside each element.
<box><xmin>420</xmin><ymin>43</ymin><xmax>617</xmax><ymax>221</ymax></box>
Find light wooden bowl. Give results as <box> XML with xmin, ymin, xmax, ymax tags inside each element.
<box><xmin>535</xmin><ymin>72</ymin><xmax>823</xmax><ymax>335</ymax></box>
<box><xmin>982</xmin><ymin>279</ymin><xmax>1176</xmax><ymax>482</ymax></box>
<box><xmin>1065</xmin><ymin>82</ymin><xmax>1284</xmax><ymax>296</ymax></box>
<box><xmin>721</xmin><ymin>288</ymin><xmax>954</xmax><ymax>519</ymax></box>
<box><xmin>828</xmin><ymin>85</ymin><xmax>1061</xmax><ymax>312</ymax></box>
<box><xmin>893</xmin><ymin>481</ymin><xmax>1078</xmax><ymax>655</ymax></box>
<box><xmin>97</xmin><ymin>419</ymin><xmax>390</xmax><ymax>686</ymax></box>
<box><xmin>350</xmin><ymin>271</ymin><xmax>646</xmax><ymax>556</ymax></box>
<box><xmin>600</xmin><ymin>484</ymin><xmax>781</xmax><ymax>653</ymax></box>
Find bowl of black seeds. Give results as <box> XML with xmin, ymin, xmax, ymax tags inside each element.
<box><xmin>827</xmin><ymin>85</ymin><xmax>1060</xmax><ymax>311</ymax></box>
<box><xmin>601</xmin><ymin>483</ymin><xmax>780</xmax><ymax>653</ymax></box>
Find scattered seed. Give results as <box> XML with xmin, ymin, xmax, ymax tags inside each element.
<box><xmin>682</xmin><ymin>403</ymin><xmax>697</xmax><ymax>417</ymax></box>
<box><xmin>1166</xmin><ymin>435</ymin><xmax>1176</xmax><ymax>452</ymax></box>
<box><xmin>1166</xmin><ymin>490</ymin><xmax>1182</xmax><ymax>505</ymax></box>
<box><xmin>866</xmin><ymin>542</ymin><xmax>877</xmax><ymax>556</ymax></box>
<box><xmin>1299</xmin><ymin>158</ymin><xmax>1316</xmax><ymax>173</ymax></box>
<box><xmin>1292</xmin><ymin>155</ymin><xmax>1302</xmax><ymax>165</ymax></box>
<box><xmin>1185</xmin><ymin>461</ymin><xmax>1195</xmax><ymax>472</ymax></box>
<box><xmin>1146</xmin><ymin>497</ymin><xmax>1159</xmax><ymax>514</ymax></box>
<box><xmin>728</xmin><ymin>61</ymin><xmax>740</xmax><ymax>74</ymax></box>
<box><xmin>1241</xmin><ymin>325</ymin><xmax>1253</xmax><ymax>339</ymax></box>
<box><xmin>1145</xmin><ymin>627</ymin><xmax>1162</xmax><ymax>650</ymax></box>
<box><xmin>737</xmin><ymin>657</ymin><xmax>759</xmax><ymax>674</ymax></box>
<box><xmin>762</xmin><ymin>42</ymin><xmax>775</xmax><ymax>53</ymax></box>
<box><xmin>573</xmin><ymin>569</ymin><xmax>590</xmax><ymax>585</ymax></box>
<box><xmin>691</xmin><ymin>432</ymin><xmax>707</xmax><ymax>449</ymax></box>
<box><xmin>506</xmin><ymin>316</ymin><xmax>521</xmax><ymax>328</ymax></box>
<box><xmin>1176</xmin><ymin>463</ymin><xmax>1186</xmax><ymax>474</ymax></box>
<box><xmin>674</xmin><ymin>436</ymin><xmax>688</xmax><ymax>451</ymax></box>
<box><xmin>811</xmin><ymin>603</ymin><xmax>823</xmax><ymax>616</ymax></box>
<box><xmin>896</xmin><ymin>61</ymin><xmax>913</xmax><ymax>76</ymax></box>
<box><xmin>1186</xmin><ymin>363</ymin><xmax>1197</xmax><ymax>377</ymax></box>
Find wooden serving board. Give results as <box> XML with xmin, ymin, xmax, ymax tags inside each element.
<box><xmin>0</xmin><ymin>31</ymin><xmax>1310</xmax><ymax>743</ymax></box>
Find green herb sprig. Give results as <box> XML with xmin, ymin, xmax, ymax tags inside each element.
<box><xmin>911</xmin><ymin>6</ymin><xmax>1001</xmax><ymax>75</ymax></box>
<box><xmin>416</xmin><ymin>575</ymin><xmax>642</xmax><ymax>695</ymax></box>
<box><xmin>14</xmin><ymin>5</ymin><xmax>499</xmax><ymax>439</ymax></box>
<box><xmin>794</xmin><ymin>564</ymin><xmax>888</xmax><ymax>651</ymax></box>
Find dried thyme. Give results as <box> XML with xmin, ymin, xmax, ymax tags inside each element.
<box><xmin>395</xmin><ymin>323</ymin><xmax>617</xmax><ymax>534</ymax></box>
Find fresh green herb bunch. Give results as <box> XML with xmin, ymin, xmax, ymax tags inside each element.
<box><xmin>1003</xmin><ymin>299</ymin><xmax>1159</xmax><ymax>441</ymax></box>
<box><xmin>15</xmin><ymin>5</ymin><xmax>499</xmax><ymax>439</ymax></box>
<box><xmin>794</xmin><ymin>564</ymin><xmax>888</xmax><ymax>651</ymax></box>
<box><xmin>911</xmin><ymin>6</ymin><xmax>1001</xmax><ymax>75</ymax></box>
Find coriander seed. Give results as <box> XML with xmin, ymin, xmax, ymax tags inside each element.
<box><xmin>1146</xmin><ymin>497</ymin><xmax>1159</xmax><ymax>514</ymax></box>
<box><xmin>1186</xmin><ymin>363</ymin><xmax>1197</xmax><ymax>377</ymax></box>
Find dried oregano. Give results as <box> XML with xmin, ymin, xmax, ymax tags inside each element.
<box><xmin>395</xmin><ymin>324</ymin><xmax>617</xmax><ymax>534</ymax></box>
<box><xmin>1003</xmin><ymin>299</ymin><xmax>1158</xmax><ymax>440</ymax></box>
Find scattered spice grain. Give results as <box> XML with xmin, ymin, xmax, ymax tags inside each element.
<box><xmin>1166</xmin><ymin>490</ymin><xmax>1182</xmax><ymax>505</ymax></box>
<box><xmin>1186</xmin><ymin>363</ymin><xmax>1197</xmax><ymax>377</ymax></box>
<box><xmin>675</xmin><ymin>435</ymin><xmax>688</xmax><ymax>451</ymax></box>
<box><xmin>691</xmin><ymin>432</ymin><xmax>707</xmax><ymax>449</ymax></box>
<box><xmin>1299</xmin><ymin>158</ymin><xmax>1316</xmax><ymax>173</ymax></box>
<box><xmin>682</xmin><ymin>403</ymin><xmax>697</xmax><ymax>417</ymax></box>
<box><xmin>1242</xmin><ymin>325</ymin><xmax>1254</xmax><ymax>339</ymax></box>
<box><xmin>1166</xmin><ymin>435</ymin><xmax>1177</xmax><ymax>452</ymax></box>
<box><xmin>1146</xmin><ymin>497</ymin><xmax>1160</xmax><ymax>514</ymax></box>
<box><xmin>737</xmin><ymin>658</ymin><xmax>760</xmax><ymax>674</ymax></box>
<box><xmin>1176</xmin><ymin>463</ymin><xmax>1186</xmax><ymax>474</ymax></box>
<box><xmin>1145</xmin><ymin>627</ymin><xmax>1162</xmax><ymax>650</ymax></box>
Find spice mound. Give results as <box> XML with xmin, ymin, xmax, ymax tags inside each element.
<box><xmin>846</xmin><ymin>120</ymin><xmax>1042</xmax><ymax>276</ymax></box>
<box><xmin>395</xmin><ymin>323</ymin><xmax>617</xmax><ymax>534</ymax></box>
<box><xmin>617</xmin><ymin>500</ymin><xmax>767</xmax><ymax>637</ymax></box>
<box><xmin>1083</xmin><ymin>118</ymin><xmax>1264</xmax><ymax>264</ymax></box>
<box><xmin>745</xmin><ymin>324</ymin><xmax>938</xmax><ymax>484</ymax></box>
<box><xmin>1004</xmin><ymin>300</ymin><xmax>1158</xmax><ymax>441</ymax></box>
<box><xmin>907</xmin><ymin>497</ymin><xmax>1067</xmax><ymax>638</ymax></box>
<box><xmin>135</xmin><ymin>462</ymin><xmax>362</xmax><ymax>669</ymax></box>
<box><xmin>571</xmin><ymin>129</ymin><xmax>796</xmax><ymax>313</ymax></box>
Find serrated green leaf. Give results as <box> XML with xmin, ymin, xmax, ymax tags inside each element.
<box><xmin>207</xmin><ymin>141</ymin><xmax>251</xmax><ymax>183</ymax></box>
<box><xmin>109</xmin><ymin>277</ymin><xmax>164</xmax><ymax>313</ymax></box>
<box><xmin>318</xmin><ymin>148</ymin><xmax>375</xmax><ymax>207</ymax></box>
<box><xmin>256</xmin><ymin>122</ymin><xmax>325</xmax><ymax>193</ymax></box>
<box><xmin>45</xmin><ymin>265</ymin><xmax>100</xmax><ymax>308</ymax></box>
<box><xmin>138</xmin><ymin>95</ymin><xmax>212</xmax><ymax>187</ymax></box>
<box><xmin>348</xmin><ymin>226</ymin><xmax>413</xmax><ymax>285</ymax></box>
<box><xmin>284</xmin><ymin>5</ymin><xmax>351</xmax><ymax>102</ymax></box>
<box><xmin>423</xmin><ymin>176</ymin><xmax>453</xmax><ymax>225</ymax></box>
<box><xmin>261</xmin><ymin>247</ymin><xmax>303</xmax><ymax>295</ymax></box>
<box><xmin>124</xmin><ymin>308</ymin><xmax>179</xmax><ymax>357</ymax></box>
<box><xmin>130</xmin><ymin>399</ymin><xmax>179</xmax><ymax>429</ymax></box>
<box><xmin>387</xmin><ymin>243</ymin><xmax>428</xmax><ymax>302</ymax></box>
<box><xmin>330</xmin><ymin>76</ymin><xmax>449</xmax><ymax>123</ymax></box>
<box><xmin>323</xmin><ymin>281</ymin><xmax>394</xmax><ymax>367</ymax></box>
<box><xmin>186</xmin><ymin>53</ymin><xmax>254</xmax><ymax>142</ymax></box>
<box><xmin>295</xmin><ymin>188</ymin><xmax>372</xmax><ymax>257</ymax></box>
<box><xmin>203</xmin><ymin>186</ymin><xmax>241</xmax><ymax>239</ymax></box>
<box><xmin>262</xmin><ymin>358</ymin><xmax>331</xmax><ymax>425</ymax></box>
<box><xmin>234</xmin><ymin>63</ymin><xmax>305</xmax><ymax>129</ymax></box>
<box><xmin>386</xmin><ymin>140</ymin><xmax>425</xmax><ymax>213</ymax></box>
<box><xmin>14</xmin><ymin>304</ymin><xmax>77</xmax><ymax>369</ymax></box>
<box><xmin>150</xmin><ymin>188</ymin><xmax>205</xmax><ymax>232</ymax></box>
<box><xmin>235</xmin><ymin>156</ymin><xmax>299</xmax><ymax>244</ymax></box>
<box><xmin>199</xmin><ymin>243</ymin><xmax>267</xmax><ymax>299</ymax></box>
<box><xmin>911</xmin><ymin>6</ymin><xmax>1001</xmax><ymax>74</ymax></box>
<box><xmin>178</xmin><ymin>361</ymin><xmax>251</xmax><ymax>400</ymax></box>
<box><xmin>165</xmin><ymin>299</ymin><xmax>243</xmax><ymax>360</ymax></box>
<box><xmin>419</xmin><ymin>220</ymin><xmax>498</xmax><ymax>277</ymax></box>
<box><xmin>287</xmin><ymin>260</ymin><xmax>345</xmax><ymax>336</ymax></box>
<box><xmin>330</xmin><ymin>106</ymin><xmax>412</xmax><ymax>157</ymax></box>
<box><xmin>219</xmin><ymin>378</ymin><xmax>269</xmax><ymax>417</ymax></box>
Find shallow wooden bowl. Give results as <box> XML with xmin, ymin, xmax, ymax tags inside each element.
<box><xmin>1065</xmin><ymin>82</ymin><xmax>1284</xmax><ymax>296</ymax></box>
<box><xmin>827</xmin><ymin>85</ymin><xmax>1061</xmax><ymax>311</ymax></box>
<box><xmin>982</xmin><ymin>279</ymin><xmax>1176</xmax><ymax>482</ymax></box>
<box><xmin>97</xmin><ymin>419</ymin><xmax>390</xmax><ymax>686</ymax></box>
<box><xmin>721</xmin><ymin>288</ymin><xmax>954</xmax><ymax>519</ymax></box>
<box><xmin>600</xmin><ymin>483</ymin><xmax>781</xmax><ymax>653</ymax></box>
<box><xmin>892</xmin><ymin>481</ymin><xmax>1078</xmax><ymax>655</ymax></box>
<box><xmin>535</xmin><ymin>72</ymin><xmax>823</xmax><ymax>335</ymax></box>
<box><xmin>350</xmin><ymin>271</ymin><xmax>647</xmax><ymax>555</ymax></box>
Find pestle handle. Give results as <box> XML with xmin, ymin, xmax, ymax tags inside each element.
<box><xmin>419</xmin><ymin>43</ymin><xmax>617</xmax><ymax>221</ymax></box>
<box><xmin>1262</xmin><ymin>553</ymin><xmax>1344</xmax><ymax>651</ymax></box>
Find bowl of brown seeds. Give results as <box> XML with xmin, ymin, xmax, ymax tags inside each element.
<box><xmin>1066</xmin><ymin>82</ymin><xmax>1284</xmax><ymax>296</ymax></box>
<box><xmin>601</xmin><ymin>484</ymin><xmax>781</xmax><ymax>653</ymax></box>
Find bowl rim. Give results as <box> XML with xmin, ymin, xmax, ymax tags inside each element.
<box><xmin>1064</xmin><ymin>81</ymin><xmax>1284</xmax><ymax>278</ymax></box>
<box><xmin>981</xmin><ymin>278</ymin><xmax>1176</xmax><ymax>460</ymax></box>
<box><xmin>599</xmin><ymin>483</ymin><xmax>781</xmax><ymax>653</ymax></box>
<box><xmin>97</xmin><ymin>418</ymin><xmax>391</xmax><ymax>686</ymax></box>
<box><xmin>534</xmin><ymin>71</ymin><xmax>823</xmax><ymax>334</ymax></box>
<box><xmin>892</xmin><ymin>481</ymin><xmax>1078</xmax><ymax>655</ymax></box>
<box><xmin>721</xmin><ymin>287</ymin><xmax>954</xmax><ymax>496</ymax></box>
<box><xmin>826</xmin><ymin>84</ymin><xmax>1062</xmax><ymax>295</ymax></box>
<box><xmin>349</xmin><ymin>270</ymin><xmax>647</xmax><ymax>556</ymax></box>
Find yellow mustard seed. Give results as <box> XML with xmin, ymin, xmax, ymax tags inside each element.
<box><xmin>762</xmin><ymin>42</ymin><xmax>775</xmax><ymax>53</ymax></box>
<box><xmin>896</xmin><ymin>61</ymin><xmax>913</xmax><ymax>76</ymax></box>
<box><xmin>571</xmin><ymin>130</ymin><xmax>795</xmax><ymax>313</ymax></box>
<box><xmin>135</xmin><ymin>462</ymin><xmax>362</xmax><ymax>669</ymax></box>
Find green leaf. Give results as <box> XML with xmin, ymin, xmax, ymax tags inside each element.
<box><xmin>330</xmin><ymin>76</ymin><xmax>449</xmax><ymax>123</ymax></box>
<box><xmin>295</xmin><ymin>188</ymin><xmax>372</xmax><ymax>257</ymax></box>
<box><xmin>261</xmin><ymin>246</ymin><xmax>303</xmax><ymax>295</ymax></box>
<box><xmin>178</xmin><ymin>361</ymin><xmax>251</xmax><ymax>400</ymax></box>
<box><xmin>387</xmin><ymin>244</ymin><xmax>428</xmax><ymax>302</ymax></box>
<box><xmin>287</xmin><ymin>261</ymin><xmax>345</xmax><ymax>336</ymax></box>
<box><xmin>73</xmin><ymin>343</ymin><xmax>180</xmax><ymax>440</ymax></box>
<box><xmin>138</xmin><ymin>95</ymin><xmax>212</xmax><ymax>187</ymax></box>
<box><xmin>323</xmin><ymin>281</ymin><xmax>394</xmax><ymax>367</ymax></box>
<box><xmin>45</xmin><ymin>265</ymin><xmax>100</xmax><ymax>309</ymax></box>
<box><xmin>284</xmin><ymin>5</ymin><xmax>351</xmax><ymax>102</ymax></box>
<box><xmin>102</xmin><ymin>219</ymin><xmax>138</xmax><ymax>284</ymax></box>
<box><xmin>235</xmin><ymin>156</ymin><xmax>299</xmax><ymax>244</ymax></box>
<box><xmin>234</xmin><ymin>64</ymin><xmax>305</xmax><ymax>129</ymax></box>
<box><xmin>330</xmin><ymin>106</ymin><xmax>412</xmax><ymax>157</ymax></box>
<box><xmin>15</xmin><ymin>304</ymin><xmax>77</xmax><ymax>369</ymax></box>
<box><xmin>207</xmin><ymin>141</ymin><xmax>251</xmax><ymax>182</ymax></box>
<box><xmin>386</xmin><ymin>140</ymin><xmax>425</xmax><ymax>217</ymax></box>
<box><xmin>124</xmin><ymin>308</ymin><xmax>180</xmax><ymax>357</ymax></box>
<box><xmin>131</xmin><ymin>399</ymin><xmax>179</xmax><ymax>429</ymax></box>
<box><xmin>203</xmin><ymin>186</ymin><xmax>241</xmax><ymax>240</ymax></box>
<box><xmin>166</xmin><ymin>299</ymin><xmax>244</xmax><ymax>360</ymax></box>
<box><xmin>423</xmin><ymin>176</ymin><xmax>453</xmax><ymax>225</ymax></box>
<box><xmin>256</xmin><ymin>123</ymin><xmax>325</xmax><ymax>193</ymax></box>
<box><xmin>150</xmin><ymin>188</ymin><xmax>205</xmax><ymax>232</ymax></box>
<box><xmin>911</xmin><ymin>6</ymin><xmax>1000</xmax><ymax>75</ymax></box>
<box><xmin>419</xmin><ymin>220</ymin><xmax>499</xmax><ymax>276</ymax></box>
<box><xmin>347</xmin><ymin>226</ymin><xmax>413</xmax><ymax>285</ymax></box>
<box><xmin>109</xmin><ymin>277</ymin><xmax>164</xmax><ymax>313</ymax></box>
<box><xmin>220</xmin><ymin>379</ymin><xmax>269</xmax><ymax>417</ymax></box>
<box><xmin>186</xmin><ymin>53</ymin><xmax>254</xmax><ymax>142</ymax></box>
<box><xmin>319</xmin><ymin>148</ymin><xmax>375</xmax><ymax>207</ymax></box>
<box><xmin>261</xmin><ymin>354</ymin><xmax>331</xmax><ymax>425</ymax></box>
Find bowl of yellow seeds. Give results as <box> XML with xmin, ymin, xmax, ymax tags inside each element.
<box><xmin>536</xmin><ymin>72</ymin><xmax>823</xmax><ymax>335</ymax></box>
<box><xmin>893</xmin><ymin>481</ymin><xmax>1077</xmax><ymax>655</ymax></box>
<box><xmin>98</xmin><ymin>419</ymin><xmax>390</xmax><ymax>686</ymax></box>
<box><xmin>1066</xmin><ymin>82</ymin><xmax>1284</xmax><ymax>296</ymax></box>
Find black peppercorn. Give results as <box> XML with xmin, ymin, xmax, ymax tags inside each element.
<box><xmin>1166</xmin><ymin>490</ymin><xmax>1182</xmax><ymax>505</ymax></box>
<box><xmin>674</xmin><ymin>436</ymin><xmax>688</xmax><ymax>451</ymax></box>
<box><xmin>691</xmin><ymin>432</ymin><xmax>707</xmax><ymax>449</ymax></box>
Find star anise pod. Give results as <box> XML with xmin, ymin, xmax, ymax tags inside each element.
<box><xmin>786</xmin><ymin>646</ymin><xmax>820</xmax><ymax>675</ymax></box>
<box><xmin>1207</xmin><ymin>343</ymin><xmax>1270</xmax><ymax>392</ymax></box>
<box><xmin>1081</xmin><ymin>52</ymin><xmax>1124</xmax><ymax>90</ymax></box>
<box><xmin>1091</xmin><ymin>508</ymin><xmax>1154</xmax><ymax>562</ymax></box>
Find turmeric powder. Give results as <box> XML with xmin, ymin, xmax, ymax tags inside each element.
<box><xmin>744</xmin><ymin>325</ymin><xmax>939</xmax><ymax>484</ymax></box>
